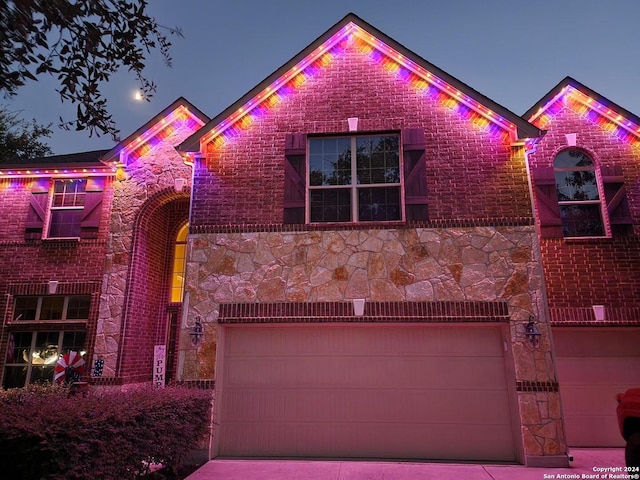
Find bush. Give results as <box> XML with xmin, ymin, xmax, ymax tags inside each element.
<box><xmin>0</xmin><ymin>384</ymin><xmax>212</xmax><ymax>480</ymax></box>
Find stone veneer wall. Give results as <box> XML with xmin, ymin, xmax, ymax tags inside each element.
<box><xmin>182</xmin><ymin>224</ymin><xmax>567</xmax><ymax>461</ymax></box>
<box><xmin>94</xmin><ymin>123</ymin><xmax>196</xmax><ymax>380</ymax></box>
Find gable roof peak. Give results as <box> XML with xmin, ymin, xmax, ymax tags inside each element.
<box><xmin>179</xmin><ymin>13</ymin><xmax>542</xmax><ymax>153</ymax></box>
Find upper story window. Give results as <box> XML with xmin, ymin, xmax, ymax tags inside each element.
<box><xmin>284</xmin><ymin>129</ymin><xmax>427</xmax><ymax>225</ymax></box>
<box><xmin>25</xmin><ymin>176</ymin><xmax>105</xmax><ymax>240</ymax></box>
<box><xmin>48</xmin><ymin>179</ymin><xmax>86</xmax><ymax>238</ymax></box>
<box><xmin>308</xmin><ymin>134</ymin><xmax>401</xmax><ymax>223</ymax></box>
<box><xmin>554</xmin><ymin>149</ymin><xmax>605</xmax><ymax>237</ymax></box>
<box><xmin>170</xmin><ymin>224</ymin><xmax>188</xmax><ymax>302</ymax></box>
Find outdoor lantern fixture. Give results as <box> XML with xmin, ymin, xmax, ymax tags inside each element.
<box><xmin>525</xmin><ymin>316</ymin><xmax>542</xmax><ymax>347</ymax></box>
<box><xmin>189</xmin><ymin>317</ymin><xmax>204</xmax><ymax>346</ymax></box>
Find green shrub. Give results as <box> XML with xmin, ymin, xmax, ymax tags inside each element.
<box><xmin>0</xmin><ymin>384</ymin><xmax>212</xmax><ymax>480</ymax></box>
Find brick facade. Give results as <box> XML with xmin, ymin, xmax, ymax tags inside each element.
<box><xmin>0</xmin><ymin>13</ymin><xmax>638</xmax><ymax>468</ymax></box>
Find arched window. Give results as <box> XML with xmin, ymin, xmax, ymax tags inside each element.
<box><xmin>170</xmin><ymin>224</ymin><xmax>188</xmax><ymax>302</ymax></box>
<box><xmin>554</xmin><ymin>149</ymin><xmax>605</xmax><ymax>237</ymax></box>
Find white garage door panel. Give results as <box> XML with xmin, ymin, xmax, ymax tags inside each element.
<box><xmin>553</xmin><ymin>328</ymin><xmax>640</xmax><ymax>447</ymax></box>
<box><xmin>220</xmin><ymin>422</ymin><xmax>515</xmax><ymax>460</ymax></box>
<box><xmin>218</xmin><ymin>325</ymin><xmax>515</xmax><ymax>460</ymax></box>
<box><xmin>226</xmin><ymin>355</ymin><xmax>509</xmax><ymax>389</ymax></box>
<box><xmin>222</xmin><ymin>388</ymin><xmax>511</xmax><ymax>424</ymax></box>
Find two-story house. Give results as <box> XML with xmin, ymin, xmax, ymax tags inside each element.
<box><xmin>0</xmin><ymin>13</ymin><xmax>637</xmax><ymax>467</ymax></box>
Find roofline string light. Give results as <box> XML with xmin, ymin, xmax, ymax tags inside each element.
<box><xmin>118</xmin><ymin>105</ymin><xmax>206</xmax><ymax>165</ymax></box>
<box><xmin>0</xmin><ymin>167</ymin><xmax>115</xmax><ymax>179</ymax></box>
<box><xmin>203</xmin><ymin>22</ymin><xmax>519</xmax><ymax>151</ymax></box>
<box><xmin>529</xmin><ymin>85</ymin><xmax>640</xmax><ymax>147</ymax></box>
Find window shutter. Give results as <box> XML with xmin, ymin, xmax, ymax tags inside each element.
<box><xmin>283</xmin><ymin>133</ymin><xmax>306</xmax><ymax>224</ymax></box>
<box><xmin>402</xmin><ymin>128</ymin><xmax>428</xmax><ymax>221</ymax></box>
<box><xmin>80</xmin><ymin>177</ymin><xmax>105</xmax><ymax>239</ymax></box>
<box><xmin>25</xmin><ymin>179</ymin><xmax>50</xmax><ymax>240</ymax></box>
<box><xmin>531</xmin><ymin>166</ymin><xmax>563</xmax><ymax>238</ymax></box>
<box><xmin>601</xmin><ymin>165</ymin><xmax>632</xmax><ymax>237</ymax></box>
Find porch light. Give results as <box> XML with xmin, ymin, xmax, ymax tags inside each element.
<box><xmin>525</xmin><ymin>317</ymin><xmax>541</xmax><ymax>347</ymax></box>
<box><xmin>189</xmin><ymin>317</ymin><xmax>204</xmax><ymax>346</ymax></box>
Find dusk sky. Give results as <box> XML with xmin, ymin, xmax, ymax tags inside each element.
<box><xmin>7</xmin><ymin>0</ymin><xmax>640</xmax><ymax>155</ymax></box>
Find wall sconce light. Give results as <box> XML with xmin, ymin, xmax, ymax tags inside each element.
<box><xmin>174</xmin><ymin>178</ymin><xmax>187</xmax><ymax>193</ymax></box>
<box><xmin>353</xmin><ymin>298</ymin><xmax>366</xmax><ymax>317</ymax></box>
<box><xmin>189</xmin><ymin>317</ymin><xmax>204</xmax><ymax>346</ymax></box>
<box><xmin>525</xmin><ymin>316</ymin><xmax>541</xmax><ymax>347</ymax></box>
<box><xmin>115</xmin><ymin>166</ymin><xmax>127</xmax><ymax>182</ymax></box>
<box><xmin>48</xmin><ymin>280</ymin><xmax>59</xmax><ymax>295</ymax></box>
<box><xmin>347</xmin><ymin>117</ymin><xmax>359</xmax><ymax>132</ymax></box>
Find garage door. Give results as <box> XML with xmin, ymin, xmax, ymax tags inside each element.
<box><xmin>216</xmin><ymin>324</ymin><xmax>516</xmax><ymax>461</ymax></box>
<box><xmin>554</xmin><ymin>328</ymin><xmax>640</xmax><ymax>447</ymax></box>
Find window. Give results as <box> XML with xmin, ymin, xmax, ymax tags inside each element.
<box><xmin>25</xmin><ymin>177</ymin><xmax>104</xmax><ymax>240</ymax></box>
<box><xmin>48</xmin><ymin>179</ymin><xmax>86</xmax><ymax>238</ymax></box>
<box><xmin>3</xmin><ymin>331</ymin><xmax>86</xmax><ymax>388</ymax></box>
<box><xmin>170</xmin><ymin>224</ymin><xmax>188</xmax><ymax>302</ymax></box>
<box><xmin>308</xmin><ymin>134</ymin><xmax>401</xmax><ymax>223</ymax></box>
<box><xmin>3</xmin><ymin>295</ymin><xmax>90</xmax><ymax>388</ymax></box>
<box><xmin>13</xmin><ymin>295</ymin><xmax>91</xmax><ymax>322</ymax></box>
<box><xmin>554</xmin><ymin>149</ymin><xmax>605</xmax><ymax>237</ymax></box>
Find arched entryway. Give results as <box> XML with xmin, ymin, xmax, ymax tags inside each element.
<box><xmin>115</xmin><ymin>189</ymin><xmax>189</xmax><ymax>383</ymax></box>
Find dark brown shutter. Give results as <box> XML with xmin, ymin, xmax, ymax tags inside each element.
<box><xmin>283</xmin><ymin>133</ymin><xmax>306</xmax><ymax>224</ymax></box>
<box><xmin>402</xmin><ymin>128</ymin><xmax>428</xmax><ymax>221</ymax></box>
<box><xmin>25</xmin><ymin>179</ymin><xmax>50</xmax><ymax>240</ymax></box>
<box><xmin>601</xmin><ymin>165</ymin><xmax>632</xmax><ymax>237</ymax></box>
<box><xmin>531</xmin><ymin>166</ymin><xmax>563</xmax><ymax>238</ymax></box>
<box><xmin>80</xmin><ymin>177</ymin><xmax>105</xmax><ymax>239</ymax></box>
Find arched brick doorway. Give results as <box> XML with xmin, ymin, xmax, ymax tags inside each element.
<box><xmin>116</xmin><ymin>189</ymin><xmax>189</xmax><ymax>382</ymax></box>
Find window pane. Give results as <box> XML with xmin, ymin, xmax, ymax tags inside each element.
<box><xmin>554</xmin><ymin>149</ymin><xmax>594</xmax><ymax>168</ymax></box>
<box><xmin>67</xmin><ymin>296</ymin><xmax>90</xmax><ymax>320</ymax></box>
<box><xmin>310</xmin><ymin>189</ymin><xmax>351</xmax><ymax>223</ymax></box>
<box><xmin>356</xmin><ymin>135</ymin><xmax>400</xmax><ymax>185</ymax></box>
<box><xmin>555</xmin><ymin>171</ymin><xmax>599</xmax><ymax>201</ymax></box>
<box><xmin>358</xmin><ymin>187</ymin><xmax>401</xmax><ymax>221</ymax></box>
<box><xmin>14</xmin><ymin>297</ymin><xmax>38</xmax><ymax>321</ymax></box>
<box><xmin>49</xmin><ymin>209</ymin><xmax>83</xmax><ymax>238</ymax></box>
<box><xmin>560</xmin><ymin>205</ymin><xmax>604</xmax><ymax>237</ymax></box>
<box><xmin>40</xmin><ymin>297</ymin><xmax>65</xmax><ymax>320</ymax></box>
<box><xmin>5</xmin><ymin>332</ymin><xmax>32</xmax><ymax>364</ymax></box>
<box><xmin>30</xmin><ymin>365</ymin><xmax>55</xmax><ymax>384</ymax></box>
<box><xmin>62</xmin><ymin>331</ymin><xmax>86</xmax><ymax>354</ymax></box>
<box><xmin>33</xmin><ymin>331</ymin><xmax>61</xmax><ymax>367</ymax></box>
<box><xmin>53</xmin><ymin>179</ymin><xmax>86</xmax><ymax>207</ymax></box>
<box><xmin>2</xmin><ymin>366</ymin><xmax>28</xmax><ymax>389</ymax></box>
<box><xmin>309</xmin><ymin>138</ymin><xmax>351</xmax><ymax>186</ymax></box>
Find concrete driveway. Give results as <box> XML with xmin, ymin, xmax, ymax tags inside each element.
<box><xmin>186</xmin><ymin>448</ymin><xmax>627</xmax><ymax>480</ymax></box>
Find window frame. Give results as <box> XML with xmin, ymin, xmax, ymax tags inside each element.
<box><xmin>553</xmin><ymin>148</ymin><xmax>610</xmax><ymax>238</ymax></box>
<box><xmin>2</xmin><ymin>330</ymin><xmax>87</xmax><ymax>388</ymax></box>
<box><xmin>44</xmin><ymin>178</ymin><xmax>87</xmax><ymax>239</ymax></box>
<box><xmin>13</xmin><ymin>295</ymin><xmax>91</xmax><ymax>323</ymax></box>
<box><xmin>306</xmin><ymin>133</ymin><xmax>404</xmax><ymax>224</ymax></box>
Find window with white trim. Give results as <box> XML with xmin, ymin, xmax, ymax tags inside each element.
<box><xmin>308</xmin><ymin>134</ymin><xmax>401</xmax><ymax>223</ymax></box>
<box><xmin>2</xmin><ymin>295</ymin><xmax>90</xmax><ymax>388</ymax></box>
<box><xmin>3</xmin><ymin>331</ymin><xmax>86</xmax><ymax>388</ymax></box>
<box><xmin>554</xmin><ymin>149</ymin><xmax>606</xmax><ymax>237</ymax></box>
<box><xmin>47</xmin><ymin>179</ymin><xmax>86</xmax><ymax>238</ymax></box>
